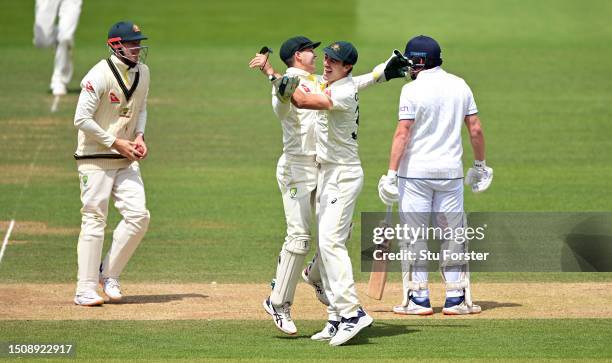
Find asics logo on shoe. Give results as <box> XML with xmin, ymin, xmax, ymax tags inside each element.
<box><xmin>273</xmin><ymin>311</ymin><xmax>282</xmax><ymax>325</ymax></box>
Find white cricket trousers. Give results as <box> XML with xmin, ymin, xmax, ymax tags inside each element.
<box><xmin>270</xmin><ymin>154</ymin><xmax>318</xmax><ymax>306</ymax></box>
<box><xmin>76</xmin><ymin>163</ymin><xmax>150</xmax><ymax>295</ymax></box>
<box><xmin>398</xmin><ymin>178</ymin><xmax>464</xmax><ymax>298</ymax></box>
<box><xmin>33</xmin><ymin>0</ymin><xmax>82</xmax><ymax>90</ymax></box>
<box><xmin>317</xmin><ymin>163</ymin><xmax>363</xmax><ymax>319</ymax></box>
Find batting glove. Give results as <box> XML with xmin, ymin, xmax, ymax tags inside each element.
<box><xmin>378</xmin><ymin>170</ymin><xmax>399</xmax><ymax>206</ymax></box>
<box><xmin>465</xmin><ymin>160</ymin><xmax>494</xmax><ymax>193</ymax></box>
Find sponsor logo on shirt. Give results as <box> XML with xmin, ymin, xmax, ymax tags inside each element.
<box><xmin>301</xmin><ymin>85</ymin><xmax>311</xmax><ymax>93</ymax></box>
<box><xmin>109</xmin><ymin>92</ymin><xmax>121</xmax><ymax>104</ymax></box>
<box><xmin>119</xmin><ymin>107</ymin><xmax>130</xmax><ymax>117</ymax></box>
<box><xmin>85</xmin><ymin>81</ymin><xmax>94</xmax><ymax>93</ymax></box>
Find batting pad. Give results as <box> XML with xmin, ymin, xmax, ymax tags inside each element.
<box><xmin>270</xmin><ymin>238</ymin><xmax>309</xmax><ymax>306</ymax></box>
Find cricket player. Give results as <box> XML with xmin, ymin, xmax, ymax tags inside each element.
<box><xmin>249</xmin><ymin>38</ymin><xmax>407</xmax><ymax>336</ymax></box>
<box><xmin>248</xmin><ymin>36</ymin><xmax>327</xmax><ymax>335</ymax></box>
<box><xmin>289</xmin><ymin>40</ymin><xmax>409</xmax><ymax>346</ymax></box>
<box><xmin>33</xmin><ymin>0</ymin><xmax>82</xmax><ymax>101</ymax></box>
<box><xmin>72</xmin><ymin>21</ymin><xmax>150</xmax><ymax>306</ymax></box>
<box><xmin>378</xmin><ymin>35</ymin><xmax>493</xmax><ymax>315</ymax></box>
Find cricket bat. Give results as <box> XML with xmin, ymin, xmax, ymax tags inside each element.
<box><xmin>366</xmin><ymin>205</ymin><xmax>393</xmax><ymax>300</ymax></box>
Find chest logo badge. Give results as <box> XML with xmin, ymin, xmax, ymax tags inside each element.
<box><xmin>109</xmin><ymin>92</ymin><xmax>121</xmax><ymax>104</ymax></box>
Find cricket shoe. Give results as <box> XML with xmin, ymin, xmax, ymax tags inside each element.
<box><xmin>329</xmin><ymin>308</ymin><xmax>373</xmax><ymax>346</ymax></box>
<box><xmin>311</xmin><ymin>320</ymin><xmax>340</xmax><ymax>341</ymax></box>
<box><xmin>262</xmin><ymin>297</ymin><xmax>297</xmax><ymax>335</ymax></box>
<box><xmin>100</xmin><ymin>277</ymin><xmax>122</xmax><ymax>302</ymax></box>
<box><xmin>393</xmin><ymin>295</ymin><xmax>434</xmax><ymax>315</ymax></box>
<box><xmin>74</xmin><ymin>291</ymin><xmax>104</xmax><ymax>306</ymax></box>
<box><xmin>51</xmin><ymin>83</ymin><xmax>67</xmax><ymax>96</ymax></box>
<box><xmin>301</xmin><ymin>268</ymin><xmax>330</xmax><ymax>306</ymax></box>
<box><xmin>442</xmin><ymin>296</ymin><xmax>482</xmax><ymax>315</ymax></box>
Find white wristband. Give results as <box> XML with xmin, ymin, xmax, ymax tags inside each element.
<box><xmin>387</xmin><ymin>169</ymin><xmax>398</xmax><ymax>178</ymax></box>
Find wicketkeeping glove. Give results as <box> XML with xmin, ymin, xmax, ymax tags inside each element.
<box><xmin>273</xmin><ymin>75</ymin><xmax>300</xmax><ymax>103</ymax></box>
<box><xmin>465</xmin><ymin>160</ymin><xmax>494</xmax><ymax>193</ymax></box>
<box><xmin>378</xmin><ymin>170</ymin><xmax>399</xmax><ymax>206</ymax></box>
<box><xmin>373</xmin><ymin>50</ymin><xmax>410</xmax><ymax>83</ymax></box>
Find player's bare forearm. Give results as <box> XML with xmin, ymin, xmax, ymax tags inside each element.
<box><xmin>464</xmin><ymin>114</ymin><xmax>485</xmax><ymax>160</ymax></box>
<box><xmin>248</xmin><ymin>54</ymin><xmax>282</xmax><ymax>79</ymax></box>
<box><xmin>291</xmin><ymin>88</ymin><xmax>332</xmax><ymax>110</ymax></box>
<box><xmin>389</xmin><ymin>120</ymin><xmax>413</xmax><ymax>171</ymax></box>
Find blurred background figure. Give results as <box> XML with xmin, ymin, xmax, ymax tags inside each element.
<box><xmin>33</xmin><ymin>0</ymin><xmax>82</xmax><ymax>110</ymax></box>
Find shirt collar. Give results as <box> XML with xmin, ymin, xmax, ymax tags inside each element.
<box><xmin>286</xmin><ymin>67</ymin><xmax>311</xmax><ymax>77</ymax></box>
<box><xmin>416</xmin><ymin>66</ymin><xmax>443</xmax><ymax>78</ymax></box>
<box><xmin>328</xmin><ymin>74</ymin><xmax>352</xmax><ymax>88</ymax></box>
<box><xmin>110</xmin><ymin>54</ymin><xmax>138</xmax><ymax>73</ymax></box>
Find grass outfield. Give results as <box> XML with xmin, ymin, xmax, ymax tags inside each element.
<box><xmin>1</xmin><ymin>320</ymin><xmax>611</xmax><ymax>360</ymax></box>
<box><xmin>1</xmin><ymin>0</ymin><xmax>611</xmax><ymax>360</ymax></box>
<box><xmin>0</xmin><ymin>0</ymin><xmax>610</xmax><ymax>284</ymax></box>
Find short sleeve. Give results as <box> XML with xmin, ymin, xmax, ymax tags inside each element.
<box><xmin>398</xmin><ymin>85</ymin><xmax>416</xmax><ymax>120</ymax></box>
<box><xmin>465</xmin><ymin>82</ymin><xmax>478</xmax><ymax>116</ymax></box>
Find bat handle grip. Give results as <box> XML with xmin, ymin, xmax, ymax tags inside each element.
<box><xmin>384</xmin><ymin>204</ymin><xmax>393</xmax><ymax>224</ymax></box>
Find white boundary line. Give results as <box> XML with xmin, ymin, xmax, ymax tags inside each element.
<box><xmin>0</xmin><ymin>219</ymin><xmax>16</xmax><ymax>265</ymax></box>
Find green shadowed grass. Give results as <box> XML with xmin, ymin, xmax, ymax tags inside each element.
<box><xmin>0</xmin><ymin>320</ymin><xmax>611</xmax><ymax>360</ymax></box>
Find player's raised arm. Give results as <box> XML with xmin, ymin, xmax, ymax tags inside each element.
<box><xmin>353</xmin><ymin>50</ymin><xmax>410</xmax><ymax>91</ymax></box>
<box><xmin>248</xmin><ymin>47</ymin><xmax>282</xmax><ymax>79</ymax></box>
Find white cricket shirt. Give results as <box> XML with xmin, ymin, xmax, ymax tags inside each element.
<box><xmin>272</xmin><ymin>67</ymin><xmax>324</xmax><ymax>157</ymax></box>
<box><xmin>397</xmin><ymin>67</ymin><xmax>478</xmax><ymax>179</ymax></box>
<box><xmin>316</xmin><ymin>74</ymin><xmax>360</xmax><ymax>165</ymax></box>
<box><xmin>74</xmin><ymin>55</ymin><xmax>149</xmax><ymax>170</ymax></box>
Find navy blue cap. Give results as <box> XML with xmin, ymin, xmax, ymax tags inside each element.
<box><xmin>404</xmin><ymin>35</ymin><xmax>441</xmax><ymax>60</ymax></box>
<box><xmin>108</xmin><ymin>21</ymin><xmax>147</xmax><ymax>42</ymax></box>
<box><xmin>323</xmin><ymin>41</ymin><xmax>358</xmax><ymax>65</ymax></box>
<box><xmin>279</xmin><ymin>36</ymin><xmax>321</xmax><ymax>63</ymax></box>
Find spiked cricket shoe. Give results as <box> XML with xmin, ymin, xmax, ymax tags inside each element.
<box><xmin>393</xmin><ymin>296</ymin><xmax>434</xmax><ymax>315</ymax></box>
<box><xmin>100</xmin><ymin>277</ymin><xmax>122</xmax><ymax>302</ymax></box>
<box><xmin>329</xmin><ymin>308</ymin><xmax>373</xmax><ymax>346</ymax></box>
<box><xmin>311</xmin><ymin>320</ymin><xmax>340</xmax><ymax>341</ymax></box>
<box><xmin>262</xmin><ymin>297</ymin><xmax>297</xmax><ymax>335</ymax></box>
<box><xmin>302</xmin><ymin>268</ymin><xmax>330</xmax><ymax>306</ymax></box>
<box><xmin>74</xmin><ymin>291</ymin><xmax>104</xmax><ymax>306</ymax></box>
<box><xmin>442</xmin><ymin>296</ymin><xmax>482</xmax><ymax>315</ymax></box>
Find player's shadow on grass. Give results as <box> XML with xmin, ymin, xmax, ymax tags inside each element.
<box><xmin>118</xmin><ymin>293</ymin><xmax>208</xmax><ymax>304</ymax></box>
<box><xmin>343</xmin><ymin>321</ymin><xmax>420</xmax><ymax>346</ymax></box>
<box><xmin>276</xmin><ymin>322</ymin><xmax>422</xmax><ymax>345</ymax></box>
<box><xmin>431</xmin><ymin>301</ymin><xmax>522</xmax><ymax>314</ymax></box>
